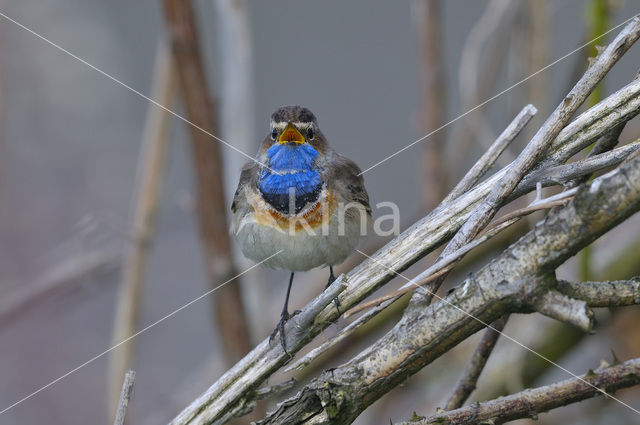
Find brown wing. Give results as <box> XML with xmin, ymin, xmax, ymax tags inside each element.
<box><xmin>231</xmin><ymin>161</ymin><xmax>259</xmax><ymax>214</ymax></box>
<box><xmin>325</xmin><ymin>154</ymin><xmax>371</xmax><ymax>215</ymax></box>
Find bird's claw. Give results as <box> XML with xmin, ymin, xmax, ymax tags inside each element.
<box><xmin>270</xmin><ymin>310</ymin><xmax>291</xmax><ymax>354</ymax></box>
<box><xmin>332</xmin><ymin>296</ymin><xmax>341</xmax><ymax>314</ymax></box>
<box><xmin>326</xmin><ymin>269</ymin><xmax>341</xmax><ymax>315</ymax></box>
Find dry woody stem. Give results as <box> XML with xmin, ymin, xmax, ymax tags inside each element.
<box><xmin>444</xmin><ymin>315</ymin><xmax>509</xmax><ymax>410</ymax></box>
<box><xmin>402</xmin><ymin>358</ymin><xmax>640</xmax><ymax>425</ymax></box>
<box><xmin>113</xmin><ymin>370</ymin><xmax>136</xmax><ymax>425</ymax></box>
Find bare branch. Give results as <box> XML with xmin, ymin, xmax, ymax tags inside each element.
<box><xmin>588</xmin><ymin>120</ymin><xmax>627</xmax><ymax>156</ymax></box>
<box><xmin>113</xmin><ymin>370</ymin><xmax>136</xmax><ymax>425</ymax></box>
<box><xmin>344</xmin><ymin>196</ymin><xmax>572</xmax><ymax>319</ymax></box>
<box><xmin>533</xmin><ymin>288</ymin><xmax>594</xmax><ymax>332</ymax></box>
<box><xmin>487</xmin><ymin>193</ymin><xmax>575</xmax><ymax>228</ymax></box>
<box><xmin>545</xmin><ymin>76</ymin><xmax>640</xmax><ymax>165</ymax></box>
<box><xmin>556</xmin><ymin>278</ymin><xmax>640</xmax><ymax>307</ymax></box>
<box><xmin>522</xmin><ymin>139</ymin><xmax>640</xmax><ymax>187</ymax></box>
<box><xmin>441</xmin><ymin>199</ymin><xmax>580</xmax><ymax>412</ymax></box>
<box><xmin>444</xmin><ymin>316</ymin><xmax>509</xmax><ymax>410</ymax></box>
<box><xmin>344</xmin><ymin>266</ymin><xmax>454</xmax><ymax>318</ymax></box>
<box><xmin>501</xmin><ymin>75</ymin><xmax>640</xmax><ymax>201</ymax></box>
<box><xmin>566</xmin><ymin>59</ymin><xmax>639</xmax><ymax>189</ymax></box>
<box><xmin>284</xmin><ymin>296</ymin><xmax>397</xmax><ymax>373</ymax></box>
<box><xmin>168</xmin><ymin>280</ymin><xmax>346</xmax><ymax>425</ymax></box>
<box><xmin>255</xmin><ymin>379</ymin><xmax>297</xmax><ymax>401</ymax></box>
<box><xmin>401</xmin><ymin>358</ymin><xmax>640</xmax><ymax>425</ymax></box>
<box><xmin>444</xmin><ymin>104</ymin><xmax>537</xmax><ymax>203</ymax></box>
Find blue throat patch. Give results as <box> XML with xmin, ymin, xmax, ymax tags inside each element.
<box><xmin>259</xmin><ymin>143</ymin><xmax>322</xmax><ymax>214</ymax></box>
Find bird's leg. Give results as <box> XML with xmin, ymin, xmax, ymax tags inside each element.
<box><xmin>270</xmin><ymin>272</ymin><xmax>295</xmax><ymax>353</ymax></box>
<box><xmin>326</xmin><ymin>266</ymin><xmax>341</xmax><ymax>313</ymax></box>
<box><xmin>326</xmin><ymin>266</ymin><xmax>336</xmax><ymax>288</ymax></box>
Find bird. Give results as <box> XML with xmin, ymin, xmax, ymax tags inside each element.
<box><xmin>231</xmin><ymin>105</ymin><xmax>371</xmax><ymax>352</ymax></box>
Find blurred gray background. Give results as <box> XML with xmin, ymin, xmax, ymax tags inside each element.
<box><xmin>1</xmin><ymin>1</ymin><xmax>639</xmax><ymax>424</ymax></box>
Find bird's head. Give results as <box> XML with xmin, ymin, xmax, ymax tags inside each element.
<box><xmin>260</xmin><ymin>106</ymin><xmax>328</xmax><ymax>155</ymax></box>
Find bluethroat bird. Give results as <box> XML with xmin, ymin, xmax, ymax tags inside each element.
<box><xmin>231</xmin><ymin>106</ymin><xmax>371</xmax><ymax>352</ymax></box>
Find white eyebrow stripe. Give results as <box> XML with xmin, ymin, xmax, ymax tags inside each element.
<box><xmin>270</xmin><ymin>121</ymin><xmax>314</xmax><ymax>131</ymax></box>
<box><xmin>293</xmin><ymin>122</ymin><xmax>313</xmax><ymax>130</ymax></box>
<box><xmin>270</xmin><ymin>121</ymin><xmax>287</xmax><ymax>131</ymax></box>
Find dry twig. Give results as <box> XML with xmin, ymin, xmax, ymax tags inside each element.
<box><xmin>113</xmin><ymin>370</ymin><xmax>136</xmax><ymax>425</ymax></box>
<box><xmin>345</xmin><ymin>194</ymin><xmax>573</xmax><ymax>318</ymax></box>
<box><xmin>443</xmin><ymin>105</ymin><xmax>537</xmax><ymax>203</ymax></box>
<box><xmin>400</xmin><ymin>357</ymin><xmax>640</xmax><ymax>425</ymax></box>
<box><xmin>444</xmin><ymin>316</ymin><xmax>509</xmax><ymax>410</ymax></box>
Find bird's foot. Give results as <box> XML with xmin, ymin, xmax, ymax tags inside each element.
<box><xmin>325</xmin><ymin>274</ymin><xmax>336</xmax><ymax>289</ymax></box>
<box><xmin>269</xmin><ymin>310</ymin><xmax>301</xmax><ymax>354</ymax></box>
<box><xmin>269</xmin><ymin>310</ymin><xmax>290</xmax><ymax>353</ymax></box>
<box><xmin>332</xmin><ymin>296</ymin><xmax>341</xmax><ymax>314</ymax></box>
<box><xmin>325</xmin><ymin>273</ymin><xmax>341</xmax><ymax>315</ymax></box>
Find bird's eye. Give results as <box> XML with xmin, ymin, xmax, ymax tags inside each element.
<box><xmin>271</xmin><ymin>128</ymin><xmax>277</xmax><ymax>140</ymax></box>
<box><xmin>308</xmin><ymin>128</ymin><xmax>315</xmax><ymax>140</ymax></box>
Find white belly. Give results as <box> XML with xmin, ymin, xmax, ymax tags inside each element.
<box><xmin>233</xmin><ymin>209</ymin><xmax>364</xmax><ymax>271</ymax></box>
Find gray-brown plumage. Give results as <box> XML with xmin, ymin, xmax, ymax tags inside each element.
<box><xmin>231</xmin><ymin>105</ymin><xmax>370</xmax><ymax>352</ymax></box>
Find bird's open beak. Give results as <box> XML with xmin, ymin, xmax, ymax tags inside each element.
<box><xmin>278</xmin><ymin>123</ymin><xmax>305</xmax><ymax>145</ymax></box>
